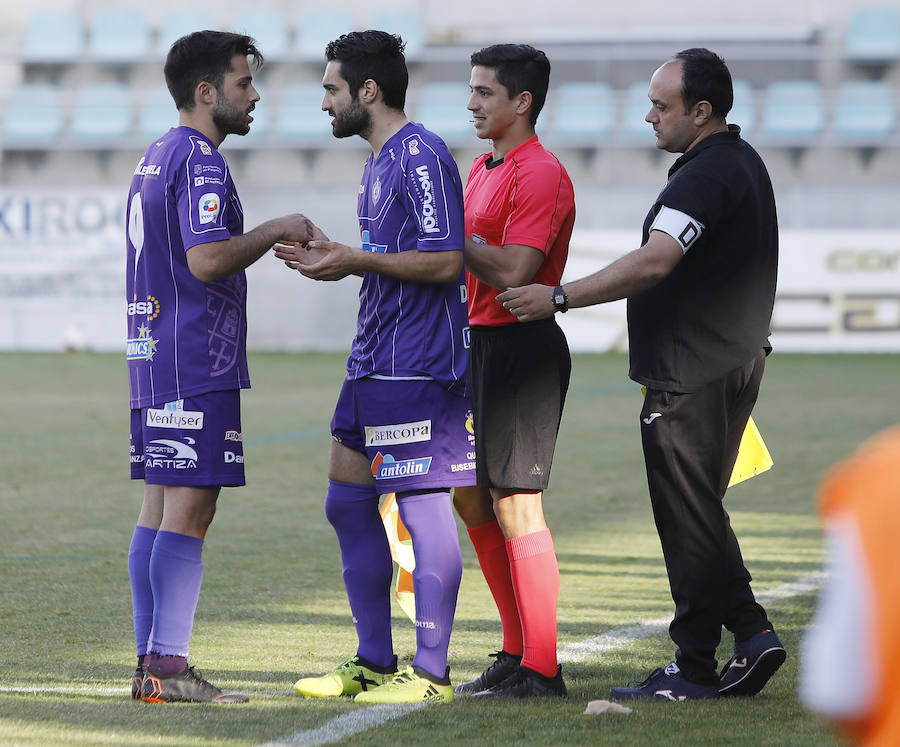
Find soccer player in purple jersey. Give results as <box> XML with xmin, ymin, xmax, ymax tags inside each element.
<box><xmin>274</xmin><ymin>30</ymin><xmax>474</xmax><ymax>704</ymax></box>
<box><xmin>126</xmin><ymin>30</ymin><xmax>314</xmax><ymax>704</ymax></box>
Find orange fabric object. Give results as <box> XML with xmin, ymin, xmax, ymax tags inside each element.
<box><xmin>819</xmin><ymin>426</ymin><xmax>900</xmax><ymax>747</ymax></box>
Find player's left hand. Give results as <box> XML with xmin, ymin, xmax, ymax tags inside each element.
<box><xmin>496</xmin><ymin>284</ymin><xmax>555</xmax><ymax>322</ymax></box>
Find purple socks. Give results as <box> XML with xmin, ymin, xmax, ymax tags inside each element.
<box><xmin>147</xmin><ymin>530</ymin><xmax>204</xmax><ymax>657</ymax></box>
<box><xmin>128</xmin><ymin>525</ymin><xmax>157</xmax><ymax>658</ymax></box>
<box><xmin>397</xmin><ymin>491</ymin><xmax>461</xmax><ymax>680</ymax></box>
<box><xmin>325</xmin><ymin>480</ymin><xmax>395</xmax><ymax>668</ymax></box>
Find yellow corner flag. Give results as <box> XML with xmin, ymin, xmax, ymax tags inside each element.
<box><xmin>379</xmin><ymin>493</ymin><xmax>416</xmax><ymax>622</ymax></box>
<box><xmin>728</xmin><ymin>415</ymin><xmax>774</xmax><ymax>487</ymax></box>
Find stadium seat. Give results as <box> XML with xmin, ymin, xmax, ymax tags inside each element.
<box><xmin>844</xmin><ymin>7</ymin><xmax>900</xmax><ymax>66</ymax></box>
<box><xmin>156</xmin><ymin>10</ymin><xmax>214</xmax><ymax>58</ymax></box>
<box><xmin>136</xmin><ymin>86</ymin><xmax>177</xmax><ymax>140</ymax></box>
<box><xmin>412</xmin><ymin>82</ymin><xmax>475</xmax><ymax>145</ymax></box>
<box><xmin>760</xmin><ymin>81</ymin><xmax>825</xmax><ymax>140</ymax></box>
<box><xmin>21</xmin><ymin>10</ymin><xmax>85</xmax><ymax>64</ymax></box>
<box><xmin>370</xmin><ymin>10</ymin><xmax>425</xmax><ymax>60</ymax></box>
<box><xmin>232</xmin><ymin>8</ymin><xmax>290</xmax><ymax>62</ymax></box>
<box><xmin>271</xmin><ymin>83</ymin><xmax>331</xmax><ymax>142</ymax></box>
<box><xmin>621</xmin><ymin>82</ymin><xmax>653</xmax><ymax>141</ymax></box>
<box><xmin>728</xmin><ymin>79</ymin><xmax>756</xmax><ymax>139</ymax></box>
<box><xmin>832</xmin><ymin>80</ymin><xmax>896</xmax><ymax>141</ymax></box>
<box><xmin>293</xmin><ymin>10</ymin><xmax>353</xmax><ymax>61</ymax></box>
<box><xmin>1</xmin><ymin>83</ymin><xmax>65</xmax><ymax>145</ymax></box>
<box><xmin>548</xmin><ymin>82</ymin><xmax>615</xmax><ymax>143</ymax></box>
<box><xmin>89</xmin><ymin>8</ymin><xmax>151</xmax><ymax>64</ymax></box>
<box><xmin>68</xmin><ymin>83</ymin><xmax>133</xmax><ymax>144</ymax></box>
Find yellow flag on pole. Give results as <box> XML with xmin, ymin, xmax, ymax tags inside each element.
<box><xmin>728</xmin><ymin>415</ymin><xmax>774</xmax><ymax>487</ymax></box>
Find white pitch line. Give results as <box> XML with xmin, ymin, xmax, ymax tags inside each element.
<box><xmin>559</xmin><ymin>571</ymin><xmax>825</xmax><ymax>663</ymax></box>
<box><xmin>262</xmin><ymin>703</ymin><xmax>426</xmax><ymax>746</ymax></box>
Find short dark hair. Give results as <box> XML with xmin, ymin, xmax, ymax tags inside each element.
<box><xmin>164</xmin><ymin>30</ymin><xmax>263</xmax><ymax>111</ymax></box>
<box><xmin>672</xmin><ymin>48</ymin><xmax>733</xmax><ymax>119</ymax></box>
<box><xmin>469</xmin><ymin>44</ymin><xmax>551</xmax><ymax>126</ymax></box>
<box><xmin>325</xmin><ymin>30</ymin><xmax>408</xmax><ymax>111</ymax></box>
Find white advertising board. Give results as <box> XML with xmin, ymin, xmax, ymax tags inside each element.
<box><xmin>0</xmin><ymin>190</ymin><xmax>897</xmax><ymax>353</ymax></box>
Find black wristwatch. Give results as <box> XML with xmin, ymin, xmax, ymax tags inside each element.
<box><xmin>552</xmin><ymin>285</ymin><xmax>569</xmax><ymax>313</ymax></box>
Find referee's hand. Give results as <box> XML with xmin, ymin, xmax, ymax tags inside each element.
<box><xmin>497</xmin><ymin>284</ymin><xmax>555</xmax><ymax>322</ymax></box>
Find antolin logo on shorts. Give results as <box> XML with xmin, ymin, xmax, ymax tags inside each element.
<box><xmin>371</xmin><ymin>452</ymin><xmax>432</xmax><ymax>480</ymax></box>
<box><xmin>415</xmin><ymin>165</ymin><xmax>441</xmax><ymax>234</ymax></box>
<box><xmin>365</xmin><ymin>420</ymin><xmax>432</xmax><ymax>447</ymax></box>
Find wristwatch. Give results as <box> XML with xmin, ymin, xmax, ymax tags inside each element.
<box><xmin>552</xmin><ymin>285</ymin><xmax>568</xmax><ymax>313</ymax></box>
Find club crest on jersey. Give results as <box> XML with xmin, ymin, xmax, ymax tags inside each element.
<box><xmin>372</xmin><ymin>176</ymin><xmax>382</xmax><ymax>205</ymax></box>
<box><xmin>198</xmin><ymin>193</ymin><xmax>220</xmax><ymax>224</ymax></box>
<box><xmin>126</xmin><ymin>325</ymin><xmax>158</xmax><ymax>361</ymax></box>
<box><xmin>199</xmin><ymin>141</ymin><xmax>212</xmax><ymax>156</ymax></box>
<box><xmin>408</xmin><ymin>138</ymin><xmax>420</xmax><ymax>155</ymax></box>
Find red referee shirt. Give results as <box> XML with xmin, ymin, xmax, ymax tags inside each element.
<box><xmin>464</xmin><ymin>135</ymin><xmax>575</xmax><ymax>327</ymax></box>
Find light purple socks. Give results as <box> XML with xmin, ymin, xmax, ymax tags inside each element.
<box><xmin>147</xmin><ymin>530</ymin><xmax>204</xmax><ymax>657</ymax></box>
<box><xmin>397</xmin><ymin>491</ymin><xmax>462</xmax><ymax>680</ymax></box>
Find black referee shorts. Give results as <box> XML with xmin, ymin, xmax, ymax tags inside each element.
<box><xmin>469</xmin><ymin>317</ymin><xmax>571</xmax><ymax>491</ymax></box>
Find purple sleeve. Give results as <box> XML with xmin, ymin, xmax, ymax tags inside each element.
<box><xmin>402</xmin><ymin>135</ymin><xmax>465</xmax><ymax>252</ymax></box>
<box><xmin>177</xmin><ymin>135</ymin><xmax>232</xmax><ymax>251</ymax></box>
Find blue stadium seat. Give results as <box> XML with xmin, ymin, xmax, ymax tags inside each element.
<box><xmin>137</xmin><ymin>86</ymin><xmax>177</xmax><ymax>140</ymax></box>
<box><xmin>728</xmin><ymin>79</ymin><xmax>756</xmax><ymax>139</ymax></box>
<box><xmin>89</xmin><ymin>8</ymin><xmax>151</xmax><ymax>64</ymax></box>
<box><xmin>21</xmin><ymin>10</ymin><xmax>85</xmax><ymax>64</ymax></box>
<box><xmin>413</xmin><ymin>82</ymin><xmax>475</xmax><ymax>144</ymax></box>
<box><xmin>548</xmin><ymin>82</ymin><xmax>615</xmax><ymax>143</ymax></box>
<box><xmin>844</xmin><ymin>7</ymin><xmax>900</xmax><ymax>66</ymax></box>
<box><xmin>272</xmin><ymin>83</ymin><xmax>331</xmax><ymax>142</ymax></box>
<box><xmin>370</xmin><ymin>10</ymin><xmax>425</xmax><ymax>60</ymax></box>
<box><xmin>1</xmin><ymin>84</ymin><xmax>65</xmax><ymax>145</ymax></box>
<box><xmin>832</xmin><ymin>80</ymin><xmax>896</xmax><ymax>140</ymax></box>
<box><xmin>760</xmin><ymin>81</ymin><xmax>825</xmax><ymax>140</ymax></box>
<box><xmin>232</xmin><ymin>9</ymin><xmax>290</xmax><ymax>62</ymax></box>
<box><xmin>293</xmin><ymin>10</ymin><xmax>353</xmax><ymax>61</ymax></box>
<box><xmin>68</xmin><ymin>83</ymin><xmax>133</xmax><ymax>144</ymax></box>
<box><xmin>621</xmin><ymin>82</ymin><xmax>653</xmax><ymax>141</ymax></box>
<box><xmin>156</xmin><ymin>10</ymin><xmax>212</xmax><ymax>58</ymax></box>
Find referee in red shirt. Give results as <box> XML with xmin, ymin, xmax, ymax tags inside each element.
<box><xmin>452</xmin><ymin>44</ymin><xmax>575</xmax><ymax>699</ymax></box>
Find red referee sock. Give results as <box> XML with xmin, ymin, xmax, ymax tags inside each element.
<box><xmin>467</xmin><ymin>519</ymin><xmax>523</xmax><ymax>656</ymax></box>
<box><xmin>507</xmin><ymin>529</ymin><xmax>559</xmax><ymax>678</ymax></box>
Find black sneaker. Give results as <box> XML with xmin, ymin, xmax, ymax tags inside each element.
<box><xmin>719</xmin><ymin>628</ymin><xmax>786</xmax><ymax>697</ymax></box>
<box><xmin>610</xmin><ymin>662</ymin><xmax>719</xmax><ymax>701</ymax></box>
<box><xmin>454</xmin><ymin>651</ymin><xmax>522</xmax><ymax>695</ymax></box>
<box><xmin>472</xmin><ymin>664</ymin><xmax>567</xmax><ymax>698</ymax></box>
<box><xmin>131</xmin><ymin>666</ymin><xmax>145</xmax><ymax>700</ymax></box>
<box><xmin>140</xmin><ymin>665</ymin><xmax>249</xmax><ymax>704</ymax></box>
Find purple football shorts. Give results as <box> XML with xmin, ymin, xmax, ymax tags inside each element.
<box><xmin>130</xmin><ymin>390</ymin><xmax>245</xmax><ymax>487</ymax></box>
<box><xmin>330</xmin><ymin>377</ymin><xmax>476</xmax><ymax>493</ymax></box>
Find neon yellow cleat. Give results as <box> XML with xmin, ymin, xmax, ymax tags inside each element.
<box><xmin>355</xmin><ymin>665</ymin><xmax>453</xmax><ymax>704</ymax></box>
<box><xmin>294</xmin><ymin>655</ymin><xmax>396</xmax><ymax>698</ymax></box>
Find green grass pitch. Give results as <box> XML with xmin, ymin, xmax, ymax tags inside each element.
<box><xmin>1</xmin><ymin>351</ymin><xmax>895</xmax><ymax>745</ymax></box>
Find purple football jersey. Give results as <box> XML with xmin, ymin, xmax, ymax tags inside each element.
<box><xmin>126</xmin><ymin>127</ymin><xmax>250</xmax><ymax>408</ymax></box>
<box><xmin>348</xmin><ymin>122</ymin><xmax>469</xmax><ymax>394</ymax></box>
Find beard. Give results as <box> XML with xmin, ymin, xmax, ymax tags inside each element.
<box><xmin>212</xmin><ymin>96</ymin><xmax>251</xmax><ymax>137</ymax></box>
<box><xmin>331</xmin><ymin>97</ymin><xmax>371</xmax><ymax>139</ymax></box>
